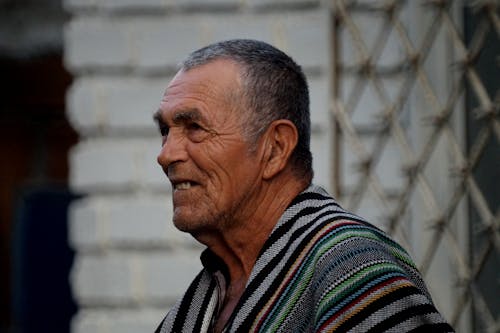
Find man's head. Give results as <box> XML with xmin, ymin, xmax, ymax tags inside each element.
<box><xmin>180</xmin><ymin>39</ymin><xmax>313</xmax><ymax>182</ymax></box>
<box><xmin>155</xmin><ymin>39</ymin><xmax>313</xmax><ymax>234</ymax></box>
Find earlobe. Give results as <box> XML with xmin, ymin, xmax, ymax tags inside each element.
<box><xmin>262</xmin><ymin>120</ymin><xmax>298</xmax><ymax>180</ymax></box>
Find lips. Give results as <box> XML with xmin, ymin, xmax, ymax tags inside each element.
<box><xmin>174</xmin><ymin>181</ymin><xmax>193</xmax><ymax>190</ymax></box>
<box><xmin>169</xmin><ymin>175</ymin><xmax>200</xmax><ymax>191</ymax></box>
<box><xmin>167</xmin><ymin>166</ymin><xmax>200</xmax><ymax>192</ymax></box>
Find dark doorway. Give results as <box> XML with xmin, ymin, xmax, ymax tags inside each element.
<box><xmin>0</xmin><ymin>2</ymin><xmax>78</xmax><ymax>331</ymax></box>
<box><xmin>0</xmin><ymin>53</ymin><xmax>79</xmax><ymax>333</ymax></box>
<box><xmin>11</xmin><ymin>188</ymin><xmax>79</xmax><ymax>333</ymax></box>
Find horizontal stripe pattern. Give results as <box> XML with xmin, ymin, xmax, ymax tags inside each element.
<box><xmin>156</xmin><ymin>185</ymin><xmax>453</xmax><ymax>332</ymax></box>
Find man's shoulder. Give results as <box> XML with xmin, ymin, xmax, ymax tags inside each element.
<box><xmin>304</xmin><ymin>217</ymin><xmax>405</xmax><ymax>263</ymax></box>
<box><xmin>292</xmin><ymin>185</ymin><xmax>412</xmax><ymax>266</ymax></box>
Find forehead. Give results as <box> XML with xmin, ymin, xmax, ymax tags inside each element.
<box><xmin>159</xmin><ymin>60</ymin><xmax>242</xmax><ymax>119</ymax></box>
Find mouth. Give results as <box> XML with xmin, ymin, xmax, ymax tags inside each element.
<box><xmin>170</xmin><ymin>176</ymin><xmax>200</xmax><ymax>191</ymax></box>
<box><xmin>174</xmin><ymin>181</ymin><xmax>194</xmax><ymax>190</ymax></box>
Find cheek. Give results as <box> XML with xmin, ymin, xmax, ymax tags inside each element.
<box><xmin>192</xmin><ymin>142</ymin><xmax>237</xmax><ymax>180</ymax></box>
<box><xmin>191</xmin><ymin>139</ymin><xmax>259</xmax><ymax>195</ymax></box>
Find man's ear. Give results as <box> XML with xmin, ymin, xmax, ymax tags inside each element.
<box><xmin>262</xmin><ymin>119</ymin><xmax>298</xmax><ymax>180</ymax></box>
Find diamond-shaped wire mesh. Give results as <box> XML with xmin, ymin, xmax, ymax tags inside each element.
<box><xmin>331</xmin><ymin>1</ymin><xmax>499</xmax><ymax>331</ymax></box>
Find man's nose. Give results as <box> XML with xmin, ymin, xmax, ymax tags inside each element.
<box><xmin>157</xmin><ymin>130</ymin><xmax>188</xmax><ymax>168</ymax></box>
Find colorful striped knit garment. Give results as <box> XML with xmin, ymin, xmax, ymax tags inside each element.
<box><xmin>156</xmin><ymin>185</ymin><xmax>454</xmax><ymax>332</ymax></box>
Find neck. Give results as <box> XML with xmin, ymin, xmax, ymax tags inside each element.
<box><xmin>194</xmin><ymin>175</ymin><xmax>308</xmax><ymax>284</ymax></box>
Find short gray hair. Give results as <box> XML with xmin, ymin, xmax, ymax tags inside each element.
<box><xmin>181</xmin><ymin>39</ymin><xmax>313</xmax><ymax>182</ymax></box>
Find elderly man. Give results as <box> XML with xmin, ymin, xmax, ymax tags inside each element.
<box><xmin>154</xmin><ymin>39</ymin><xmax>453</xmax><ymax>333</ymax></box>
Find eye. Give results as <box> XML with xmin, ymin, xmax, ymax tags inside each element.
<box><xmin>158</xmin><ymin>124</ymin><xmax>169</xmax><ymax>137</ymax></box>
<box><xmin>186</xmin><ymin>121</ymin><xmax>211</xmax><ymax>142</ymax></box>
<box><xmin>186</xmin><ymin>122</ymin><xmax>202</xmax><ymax>132</ymax></box>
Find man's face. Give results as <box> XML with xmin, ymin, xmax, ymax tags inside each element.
<box><xmin>155</xmin><ymin>60</ymin><xmax>264</xmax><ymax>235</ymax></box>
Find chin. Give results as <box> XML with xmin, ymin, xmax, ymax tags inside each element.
<box><xmin>172</xmin><ymin>216</ymin><xmax>193</xmax><ymax>232</ymax></box>
<box><xmin>173</xmin><ymin>214</ymin><xmax>223</xmax><ymax>240</ymax></box>
<box><xmin>173</xmin><ymin>213</ymin><xmax>205</xmax><ymax>233</ymax></box>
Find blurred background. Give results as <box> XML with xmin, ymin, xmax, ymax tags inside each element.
<box><xmin>0</xmin><ymin>0</ymin><xmax>77</xmax><ymax>332</ymax></box>
<box><xmin>0</xmin><ymin>0</ymin><xmax>498</xmax><ymax>332</ymax></box>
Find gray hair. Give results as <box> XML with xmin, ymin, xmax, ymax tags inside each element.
<box><xmin>181</xmin><ymin>39</ymin><xmax>313</xmax><ymax>182</ymax></box>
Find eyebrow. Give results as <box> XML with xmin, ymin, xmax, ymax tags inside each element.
<box><xmin>153</xmin><ymin>108</ymin><xmax>208</xmax><ymax>126</ymax></box>
<box><xmin>153</xmin><ymin>109</ymin><xmax>163</xmax><ymax>124</ymax></box>
<box><xmin>172</xmin><ymin>109</ymin><xmax>203</xmax><ymax>124</ymax></box>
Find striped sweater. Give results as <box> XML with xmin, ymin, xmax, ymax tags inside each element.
<box><xmin>156</xmin><ymin>185</ymin><xmax>454</xmax><ymax>332</ymax></box>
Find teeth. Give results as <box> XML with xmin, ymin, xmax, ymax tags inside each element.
<box><xmin>175</xmin><ymin>182</ymin><xmax>192</xmax><ymax>190</ymax></box>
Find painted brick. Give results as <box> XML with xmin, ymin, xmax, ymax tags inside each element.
<box><xmin>69</xmin><ymin>139</ymin><xmax>139</xmax><ymax>192</ymax></box>
<box><xmin>173</xmin><ymin>0</ymin><xmax>239</xmax><ymax>9</ymax></box>
<box><xmin>309</xmin><ymin>75</ymin><xmax>330</xmax><ymax>128</ymax></box>
<box><xmin>71</xmin><ymin>310</ymin><xmax>105</xmax><ymax>333</ymax></box>
<box><xmin>71</xmin><ymin>251</ymin><xmax>203</xmax><ymax>307</ymax></box>
<box><xmin>69</xmin><ymin>136</ymin><xmax>173</xmax><ymax>197</ymax></box>
<box><xmin>64</xmin><ymin>0</ymin><xmax>321</xmax><ymax>13</ymax></box>
<box><xmin>69</xmin><ymin>195</ymin><xmax>196</xmax><ymax>250</ymax></box>
<box><xmin>72</xmin><ymin>309</ymin><xmax>166</xmax><ymax>333</ymax></box>
<box><xmin>246</xmin><ymin>0</ymin><xmax>319</xmax><ymax>8</ymax></box>
<box><xmin>105</xmin><ymin>309</ymin><xmax>165</xmax><ymax>333</ymax></box>
<box><xmin>311</xmin><ymin>130</ymin><xmax>332</xmax><ymax>191</ymax></box>
<box><xmin>283</xmin><ymin>11</ymin><xmax>330</xmax><ymax>69</ymax></box>
<box><xmin>140</xmin><ymin>138</ymin><xmax>168</xmax><ymax>191</ymax></box>
<box><xmin>66</xmin><ymin>77</ymin><xmax>103</xmax><ymax>135</ymax></box>
<box><xmin>206</xmin><ymin>12</ymin><xmax>329</xmax><ymax>69</ymax></box>
<box><xmin>308</xmin><ymin>74</ymin><xmax>332</xmax><ymax>191</ymax></box>
<box><xmin>130</xmin><ymin>13</ymin><xmax>326</xmax><ymax>70</ymax></box>
<box><xmin>141</xmin><ymin>251</ymin><xmax>203</xmax><ymax>303</ymax></box>
<box><xmin>67</xmin><ymin>77</ymin><xmax>168</xmax><ymax>135</ymax></box>
<box><xmin>104</xmin><ymin>78</ymin><xmax>167</xmax><ymax>132</ymax></box>
<box><xmin>68</xmin><ymin>198</ymin><xmax>104</xmax><ymax>251</ymax></box>
<box><xmin>65</xmin><ymin>13</ymin><xmax>329</xmax><ymax>73</ymax></box>
<box><xmin>205</xmin><ymin>15</ymin><xmax>274</xmax><ymax>45</ymax></box>
<box><xmin>106</xmin><ymin>196</ymin><xmax>173</xmax><ymax>247</ymax></box>
<box><xmin>132</xmin><ymin>18</ymin><xmax>204</xmax><ymax>70</ymax></box>
<box><xmin>64</xmin><ymin>0</ymin><xmax>96</xmax><ymax>11</ymax></box>
<box><xmin>72</xmin><ymin>253</ymin><xmax>136</xmax><ymax>305</ymax></box>
<box><xmin>99</xmin><ymin>0</ymin><xmax>169</xmax><ymax>11</ymax></box>
<box><xmin>64</xmin><ymin>18</ymin><xmax>132</xmax><ymax>70</ymax></box>
<box><xmin>65</xmin><ymin>0</ymin><xmax>238</xmax><ymax>12</ymax></box>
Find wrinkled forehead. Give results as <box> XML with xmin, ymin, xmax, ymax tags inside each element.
<box><xmin>157</xmin><ymin>60</ymin><xmax>248</xmax><ymax>126</ymax></box>
<box><xmin>164</xmin><ymin>60</ymin><xmax>245</xmax><ymax>111</ymax></box>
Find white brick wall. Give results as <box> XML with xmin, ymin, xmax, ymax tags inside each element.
<box><xmin>69</xmin><ymin>195</ymin><xmax>196</xmax><ymax>250</ymax></box>
<box><xmin>65</xmin><ymin>18</ymin><xmax>133</xmax><ymax>69</ymax></box>
<box><xmin>69</xmin><ymin>138</ymin><xmax>168</xmax><ymax>191</ymax></box>
<box><xmin>64</xmin><ymin>0</ymin><xmax>462</xmax><ymax>331</ymax></box>
<box><xmin>64</xmin><ymin>1</ymin><xmax>332</xmax><ymax>332</ymax></box>
<box><xmin>70</xmin><ymin>140</ymin><xmax>139</xmax><ymax>191</ymax></box>
<box><xmin>65</xmin><ymin>13</ymin><xmax>329</xmax><ymax>73</ymax></box>
<box><xmin>67</xmin><ymin>77</ymin><xmax>167</xmax><ymax>134</ymax></box>
<box><xmin>72</xmin><ymin>309</ymin><xmax>167</xmax><ymax>333</ymax></box>
<box><xmin>71</xmin><ymin>251</ymin><xmax>201</xmax><ymax>306</ymax></box>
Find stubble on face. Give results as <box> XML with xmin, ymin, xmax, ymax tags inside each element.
<box><xmin>158</xmin><ymin>60</ymin><xmax>264</xmax><ymax>238</ymax></box>
<box><xmin>169</xmin><ymin>140</ymin><xmax>261</xmax><ymax>236</ymax></box>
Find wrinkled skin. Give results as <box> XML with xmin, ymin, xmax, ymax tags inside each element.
<box><xmin>155</xmin><ymin>60</ymin><xmax>266</xmax><ymax>236</ymax></box>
